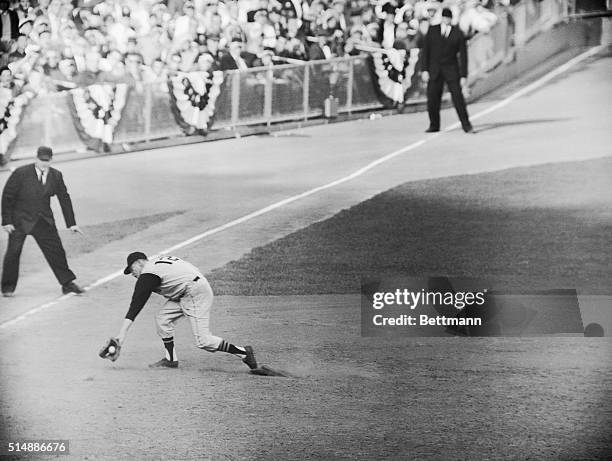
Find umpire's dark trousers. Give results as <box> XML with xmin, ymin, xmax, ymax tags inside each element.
<box><xmin>427</xmin><ymin>74</ymin><xmax>471</xmax><ymax>131</ymax></box>
<box><xmin>2</xmin><ymin>220</ymin><xmax>75</xmax><ymax>292</ymax></box>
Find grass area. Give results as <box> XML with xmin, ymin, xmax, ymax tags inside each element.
<box><xmin>62</xmin><ymin>211</ymin><xmax>184</xmax><ymax>256</ymax></box>
<box><xmin>207</xmin><ymin>157</ymin><xmax>612</xmax><ymax>295</ymax></box>
<box><xmin>0</xmin><ymin>211</ymin><xmax>184</xmax><ymax>260</ymax></box>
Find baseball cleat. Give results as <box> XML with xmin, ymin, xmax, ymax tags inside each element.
<box><xmin>242</xmin><ymin>345</ymin><xmax>257</xmax><ymax>369</ymax></box>
<box><xmin>148</xmin><ymin>358</ymin><xmax>179</xmax><ymax>368</ymax></box>
<box><xmin>2</xmin><ymin>291</ymin><xmax>14</xmax><ymax>297</ymax></box>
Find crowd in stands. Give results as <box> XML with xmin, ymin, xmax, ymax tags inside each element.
<box><xmin>0</xmin><ymin>0</ymin><xmax>501</xmax><ymax>96</ymax></box>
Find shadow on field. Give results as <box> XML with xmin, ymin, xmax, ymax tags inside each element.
<box><xmin>474</xmin><ymin>117</ymin><xmax>573</xmax><ymax>133</ymax></box>
<box><xmin>208</xmin><ymin>157</ymin><xmax>612</xmax><ymax>295</ymax></box>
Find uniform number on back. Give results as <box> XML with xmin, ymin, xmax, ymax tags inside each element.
<box><xmin>155</xmin><ymin>256</ymin><xmax>180</xmax><ymax>265</ymax></box>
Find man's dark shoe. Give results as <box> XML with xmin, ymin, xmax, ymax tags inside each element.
<box><xmin>242</xmin><ymin>345</ymin><xmax>258</xmax><ymax>369</ymax></box>
<box><xmin>62</xmin><ymin>282</ymin><xmax>85</xmax><ymax>295</ymax></box>
<box><xmin>463</xmin><ymin>126</ymin><xmax>476</xmax><ymax>134</ymax></box>
<box><xmin>425</xmin><ymin>127</ymin><xmax>440</xmax><ymax>133</ymax></box>
<box><xmin>2</xmin><ymin>291</ymin><xmax>15</xmax><ymax>297</ymax></box>
<box><xmin>149</xmin><ymin>358</ymin><xmax>179</xmax><ymax>368</ymax></box>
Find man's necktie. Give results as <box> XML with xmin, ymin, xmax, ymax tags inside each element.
<box><xmin>39</xmin><ymin>171</ymin><xmax>44</xmax><ymax>185</ymax></box>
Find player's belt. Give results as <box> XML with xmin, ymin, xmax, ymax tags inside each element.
<box><xmin>171</xmin><ymin>276</ymin><xmax>202</xmax><ymax>301</ymax></box>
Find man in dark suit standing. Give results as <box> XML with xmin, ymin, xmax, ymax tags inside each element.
<box><xmin>421</xmin><ymin>8</ymin><xmax>474</xmax><ymax>133</ymax></box>
<box><xmin>1</xmin><ymin>146</ymin><xmax>85</xmax><ymax>297</ymax></box>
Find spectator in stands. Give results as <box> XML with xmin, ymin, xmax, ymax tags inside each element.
<box><xmin>30</xmin><ymin>0</ymin><xmax>49</xmax><ymax>18</ymax></box>
<box><xmin>1</xmin><ymin>0</ymin><xmax>19</xmax><ymax>59</ymax></box>
<box><xmin>106</xmin><ymin>8</ymin><xmax>137</xmax><ymax>54</ymax></box>
<box><xmin>18</xmin><ymin>17</ymin><xmax>32</xmax><ymax>35</ymax></box>
<box><xmin>143</xmin><ymin>58</ymin><xmax>169</xmax><ymax>92</ymax></box>
<box><xmin>139</xmin><ymin>24</ymin><xmax>167</xmax><ymax>65</ymax></box>
<box><xmin>307</xmin><ymin>33</ymin><xmax>331</xmax><ymax>60</ymax></box>
<box><xmin>343</xmin><ymin>36</ymin><xmax>360</xmax><ymax>56</ymax></box>
<box><xmin>273</xmin><ymin>34</ymin><xmax>287</xmax><ymax>57</ymax></box>
<box><xmin>393</xmin><ymin>20</ymin><xmax>418</xmax><ymax>51</ymax></box>
<box><xmin>7</xmin><ymin>33</ymin><xmax>27</xmax><ymax>62</ymax></box>
<box><xmin>205</xmin><ymin>35</ymin><xmax>222</xmax><ymax>62</ymax></box>
<box><xmin>98</xmin><ymin>50</ymin><xmax>128</xmax><ymax>83</ymax></box>
<box><xmin>245</xmin><ymin>29</ymin><xmax>263</xmax><ymax>54</ymax></box>
<box><xmin>0</xmin><ymin>65</ymin><xmax>17</xmax><ymax>97</ymax></box>
<box><xmin>55</xmin><ymin>58</ymin><xmax>79</xmax><ymax>90</ymax></box>
<box><xmin>125</xmin><ymin>51</ymin><xmax>146</xmax><ymax>88</ymax></box>
<box><xmin>267</xmin><ymin>8</ymin><xmax>285</xmax><ymax>37</ymax></box>
<box><xmin>195</xmin><ymin>51</ymin><xmax>216</xmax><ymax>72</ymax></box>
<box><xmin>219</xmin><ymin>37</ymin><xmax>255</xmax><ymax>70</ymax></box>
<box><xmin>43</xmin><ymin>48</ymin><xmax>62</xmax><ymax>79</ymax></box>
<box><xmin>181</xmin><ymin>39</ymin><xmax>203</xmax><ymax>71</ymax></box>
<box><xmin>331</xmin><ymin>0</ymin><xmax>349</xmax><ymax>32</ymax></box>
<box><xmin>201</xmin><ymin>0</ymin><xmax>231</xmax><ymax>31</ymax></box>
<box><xmin>79</xmin><ymin>49</ymin><xmax>101</xmax><ymax>86</ymax></box>
<box><xmin>284</xmin><ymin>36</ymin><xmax>307</xmax><ymax>60</ymax></box>
<box><xmin>459</xmin><ymin>0</ymin><xmax>498</xmax><ymax>37</ymax></box>
<box><xmin>377</xmin><ymin>2</ymin><xmax>398</xmax><ymax>49</ymax></box>
<box><xmin>365</xmin><ymin>21</ymin><xmax>381</xmax><ymax>46</ymax></box>
<box><xmin>172</xmin><ymin>1</ymin><xmax>198</xmax><ymax>45</ymax></box>
<box><xmin>328</xmin><ymin>27</ymin><xmax>346</xmax><ymax>56</ymax></box>
<box><xmin>233</xmin><ymin>20</ymin><xmax>252</xmax><ymax>47</ymax></box>
<box><xmin>246</xmin><ymin>0</ymin><xmax>269</xmax><ymax>22</ymax></box>
<box><xmin>324</xmin><ymin>11</ymin><xmax>344</xmax><ymax>38</ymax></box>
<box><xmin>166</xmin><ymin>53</ymin><xmax>182</xmax><ymax>75</ymax></box>
<box><xmin>346</xmin><ymin>27</ymin><xmax>365</xmax><ymax>51</ymax></box>
<box><xmin>14</xmin><ymin>0</ymin><xmax>31</xmax><ymax>23</ymax></box>
<box><xmin>257</xmin><ymin>10</ymin><xmax>277</xmax><ymax>50</ymax></box>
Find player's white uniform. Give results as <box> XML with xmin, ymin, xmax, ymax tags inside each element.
<box><xmin>143</xmin><ymin>255</ymin><xmax>222</xmax><ymax>352</ymax></box>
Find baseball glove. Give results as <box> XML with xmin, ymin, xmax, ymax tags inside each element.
<box><xmin>98</xmin><ymin>337</ymin><xmax>121</xmax><ymax>362</ymax></box>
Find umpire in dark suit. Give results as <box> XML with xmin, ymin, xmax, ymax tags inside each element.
<box><xmin>1</xmin><ymin>146</ymin><xmax>84</xmax><ymax>297</ymax></box>
<box><xmin>421</xmin><ymin>8</ymin><xmax>474</xmax><ymax>133</ymax></box>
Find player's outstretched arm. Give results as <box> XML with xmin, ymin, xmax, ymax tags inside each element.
<box><xmin>117</xmin><ymin>318</ymin><xmax>133</xmax><ymax>345</ymax></box>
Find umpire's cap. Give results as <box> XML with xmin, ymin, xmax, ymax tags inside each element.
<box><xmin>37</xmin><ymin>146</ymin><xmax>53</xmax><ymax>161</ymax></box>
<box><xmin>124</xmin><ymin>251</ymin><xmax>148</xmax><ymax>274</ymax></box>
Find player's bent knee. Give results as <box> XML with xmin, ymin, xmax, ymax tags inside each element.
<box><xmin>156</xmin><ymin>323</ymin><xmax>174</xmax><ymax>338</ymax></box>
<box><xmin>194</xmin><ymin>335</ymin><xmax>220</xmax><ymax>352</ymax></box>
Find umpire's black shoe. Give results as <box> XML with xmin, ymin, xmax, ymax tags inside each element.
<box><xmin>62</xmin><ymin>282</ymin><xmax>85</xmax><ymax>295</ymax></box>
<box><xmin>242</xmin><ymin>346</ymin><xmax>258</xmax><ymax>369</ymax></box>
<box><xmin>425</xmin><ymin>127</ymin><xmax>440</xmax><ymax>133</ymax></box>
<box><xmin>149</xmin><ymin>358</ymin><xmax>179</xmax><ymax>368</ymax></box>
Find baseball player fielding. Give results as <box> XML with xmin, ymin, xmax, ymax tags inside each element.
<box><xmin>104</xmin><ymin>252</ymin><xmax>258</xmax><ymax>371</ymax></box>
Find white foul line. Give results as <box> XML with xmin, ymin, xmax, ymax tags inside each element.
<box><xmin>0</xmin><ymin>45</ymin><xmax>603</xmax><ymax>330</ymax></box>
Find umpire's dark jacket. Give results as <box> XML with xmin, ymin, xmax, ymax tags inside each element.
<box><xmin>1</xmin><ymin>164</ymin><xmax>76</xmax><ymax>233</ymax></box>
<box><xmin>420</xmin><ymin>24</ymin><xmax>468</xmax><ymax>81</ymax></box>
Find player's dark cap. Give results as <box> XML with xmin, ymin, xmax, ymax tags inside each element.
<box><xmin>124</xmin><ymin>251</ymin><xmax>148</xmax><ymax>274</ymax></box>
<box><xmin>441</xmin><ymin>7</ymin><xmax>453</xmax><ymax>18</ymax></box>
<box><xmin>37</xmin><ymin>146</ymin><xmax>53</xmax><ymax>161</ymax></box>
